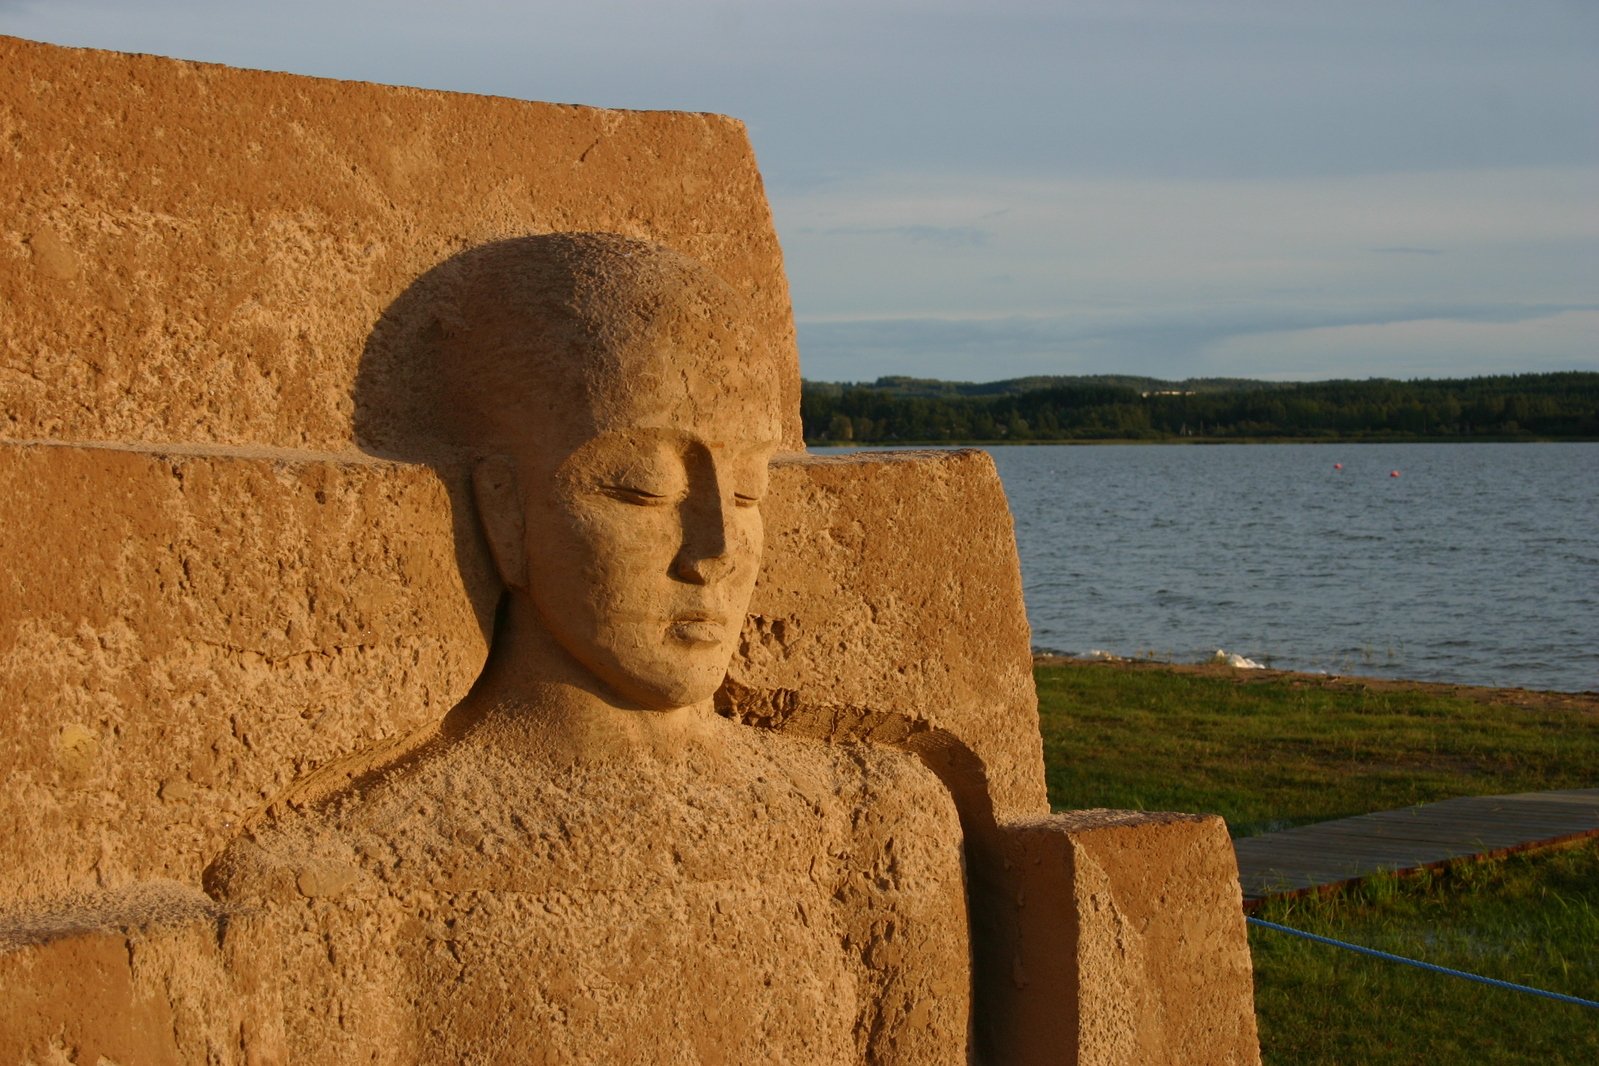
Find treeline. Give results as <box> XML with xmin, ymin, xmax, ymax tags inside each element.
<box><xmin>802</xmin><ymin>372</ymin><xmax>1599</xmax><ymax>443</ymax></box>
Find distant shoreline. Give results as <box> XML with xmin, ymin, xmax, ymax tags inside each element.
<box><xmin>803</xmin><ymin>371</ymin><xmax>1599</xmax><ymax>445</ymax></box>
<box><xmin>806</xmin><ymin>434</ymin><xmax>1599</xmax><ymax>448</ymax></box>
<box><xmin>1031</xmin><ymin>654</ymin><xmax>1599</xmax><ymax>709</ymax></box>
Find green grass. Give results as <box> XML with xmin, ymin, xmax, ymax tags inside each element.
<box><xmin>1035</xmin><ymin>660</ymin><xmax>1599</xmax><ymax>836</ymax></box>
<box><xmin>1034</xmin><ymin>660</ymin><xmax>1599</xmax><ymax>1063</ymax></box>
<box><xmin>1250</xmin><ymin>844</ymin><xmax>1599</xmax><ymax>1064</ymax></box>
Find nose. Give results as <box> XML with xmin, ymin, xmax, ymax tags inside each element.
<box><xmin>672</xmin><ymin>456</ymin><xmax>735</xmax><ymax>585</ymax></box>
<box><xmin>673</xmin><ymin>543</ymin><xmax>733</xmax><ymax>584</ymax></box>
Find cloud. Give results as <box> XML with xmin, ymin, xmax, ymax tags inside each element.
<box><xmin>9</xmin><ymin>2</ymin><xmax>1596</xmax><ymax>382</ymax></box>
<box><xmin>807</xmin><ymin>224</ymin><xmax>990</xmax><ymax>248</ymax></box>
<box><xmin>774</xmin><ymin>165</ymin><xmax>1599</xmax><ymax>332</ymax></box>
<box><xmin>1201</xmin><ymin>309</ymin><xmax>1599</xmax><ymax>380</ymax></box>
<box><xmin>795</xmin><ymin>303</ymin><xmax>1599</xmax><ymax>383</ymax></box>
<box><xmin>10</xmin><ymin>0</ymin><xmax>1597</xmax><ymax>182</ymax></box>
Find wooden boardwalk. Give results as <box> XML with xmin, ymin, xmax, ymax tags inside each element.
<box><xmin>1234</xmin><ymin>788</ymin><xmax>1599</xmax><ymax>904</ymax></box>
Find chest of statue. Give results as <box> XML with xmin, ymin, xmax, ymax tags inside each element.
<box><xmin>214</xmin><ymin>730</ymin><xmax>970</xmax><ymax>1062</ymax></box>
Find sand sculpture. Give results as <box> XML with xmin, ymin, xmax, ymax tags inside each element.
<box><xmin>204</xmin><ymin>234</ymin><xmax>972</xmax><ymax>1061</ymax></box>
<box><xmin>1</xmin><ymin>34</ymin><xmax>1260</xmax><ymax>1064</ymax></box>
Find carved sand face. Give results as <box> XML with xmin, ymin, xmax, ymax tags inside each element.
<box><xmin>525</xmin><ymin>408</ymin><xmax>776</xmax><ymax>711</ymax></box>
<box><xmin>451</xmin><ymin>234</ymin><xmax>782</xmax><ymax>711</ymax></box>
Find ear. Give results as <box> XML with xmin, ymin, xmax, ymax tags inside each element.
<box><xmin>472</xmin><ymin>455</ymin><xmax>528</xmax><ymax>591</ymax></box>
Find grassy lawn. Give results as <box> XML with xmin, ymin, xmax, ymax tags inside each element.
<box><xmin>1035</xmin><ymin>658</ymin><xmax>1599</xmax><ymax>836</ymax></box>
<box><xmin>1250</xmin><ymin>844</ymin><xmax>1599</xmax><ymax>1064</ymax></box>
<box><xmin>1034</xmin><ymin>659</ymin><xmax>1599</xmax><ymax>1063</ymax></box>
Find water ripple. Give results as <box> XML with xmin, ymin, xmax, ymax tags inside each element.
<box><xmin>982</xmin><ymin>442</ymin><xmax>1599</xmax><ymax>693</ymax></box>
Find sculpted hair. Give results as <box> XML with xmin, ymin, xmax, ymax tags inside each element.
<box><xmin>432</xmin><ymin>233</ymin><xmax>771</xmax><ymax>459</ymax></box>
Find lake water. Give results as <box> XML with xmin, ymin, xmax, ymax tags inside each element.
<box><xmin>822</xmin><ymin>442</ymin><xmax>1599</xmax><ymax>693</ymax></box>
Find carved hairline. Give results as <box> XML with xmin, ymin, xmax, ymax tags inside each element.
<box><xmin>431</xmin><ymin>233</ymin><xmax>780</xmax><ymax>459</ymax></box>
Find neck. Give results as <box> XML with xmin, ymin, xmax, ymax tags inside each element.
<box><xmin>443</xmin><ymin>594</ymin><xmax>723</xmax><ymax>763</ymax></box>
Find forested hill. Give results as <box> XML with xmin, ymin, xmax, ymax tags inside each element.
<box><xmin>801</xmin><ymin>372</ymin><xmax>1599</xmax><ymax>443</ymax></box>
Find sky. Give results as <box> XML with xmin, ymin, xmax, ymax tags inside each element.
<box><xmin>5</xmin><ymin>0</ymin><xmax>1596</xmax><ymax>383</ymax></box>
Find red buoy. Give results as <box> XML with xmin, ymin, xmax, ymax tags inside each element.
<box><xmin>1390</xmin><ymin>470</ymin><xmax>1401</xmax><ymax>478</ymax></box>
<box><xmin>1333</xmin><ymin>463</ymin><xmax>1343</xmax><ymax>470</ymax></box>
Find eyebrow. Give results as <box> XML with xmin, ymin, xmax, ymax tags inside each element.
<box><xmin>592</xmin><ymin>427</ymin><xmax>781</xmax><ymax>452</ymax></box>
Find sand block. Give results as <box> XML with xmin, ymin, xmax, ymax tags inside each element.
<box><xmin>0</xmin><ymin>882</ymin><xmax>235</xmax><ymax>1064</ymax></box>
<box><xmin>2</xmin><ymin>441</ymin><xmax>1044</xmax><ymax>897</ymax></box>
<box><xmin>0</xmin><ymin>34</ymin><xmax>804</xmax><ymax>450</ymax></box>
<box><xmin>0</xmin><ymin>440</ymin><xmax>488</xmax><ymax>898</ymax></box>
<box><xmin>986</xmin><ymin>810</ymin><xmax>1261</xmax><ymax>1066</ymax></box>
<box><xmin>736</xmin><ymin>448</ymin><xmax>1049</xmax><ymax>821</ymax></box>
<box><xmin>1</xmin><ymin>33</ymin><xmax>1256</xmax><ymax>1061</ymax></box>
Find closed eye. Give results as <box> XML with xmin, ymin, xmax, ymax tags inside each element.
<box><xmin>600</xmin><ymin>485</ymin><xmax>670</xmax><ymax>505</ymax></box>
<box><xmin>733</xmin><ymin>493</ymin><xmax>761</xmax><ymax>508</ymax></box>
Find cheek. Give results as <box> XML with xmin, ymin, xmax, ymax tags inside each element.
<box><xmin>731</xmin><ymin>509</ymin><xmax>764</xmax><ymax>583</ymax></box>
<box><xmin>540</xmin><ymin>499</ymin><xmax>676</xmax><ymax>591</ymax></box>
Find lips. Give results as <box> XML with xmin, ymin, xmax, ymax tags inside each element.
<box><xmin>667</xmin><ymin>613</ymin><xmax>728</xmax><ymax>645</ymax></box>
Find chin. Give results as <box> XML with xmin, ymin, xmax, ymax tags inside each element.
<box><xmin>600</xmin><ymin>652</ymin><xmax>731</xmax><ymax>712</ymax></box>
<box><xmin>551</xmin><ymin>617</ymin><xmax>736</xmax><ymax>711</ymax></box>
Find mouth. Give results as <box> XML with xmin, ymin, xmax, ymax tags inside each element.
<box><xmin>666</xmin><ymin>613</ymin><xmax>728</xmax><ymax>645</ymax></box>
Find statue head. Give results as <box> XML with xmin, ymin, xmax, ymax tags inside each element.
<box><xmin>438</xmin><ymin>234</ymin><xmax>783</xmax><ymax>712</ymax></box>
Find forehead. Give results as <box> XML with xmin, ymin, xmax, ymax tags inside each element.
<box><xmin>449</xmin><ymin>234</ymin><xmax>787</xmax><ymax>459</ymax></box>
<box><xmin>556</xmin><ymin>268</ymin><xmax>785</xmax><ymax>447</ymax></box>
<box><xmin>581</xmin><ymin>342</ymin><xmax>783</xmax><ymax>446</ymax></box>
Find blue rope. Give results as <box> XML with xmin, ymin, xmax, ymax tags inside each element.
<box><xmin>1246</xmin><ymin>916</ymin><xmax>1599</xmax><ymax>1011</ymax></box>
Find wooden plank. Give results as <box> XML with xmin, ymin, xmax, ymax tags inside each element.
<box><xmin>1239</xmin><ymin>836</ymin><xmax>1599</xmax><ymax>902</ymax></box>
<box><xmin>1245</xmin><ymin>825</ymin><xmax>1570</xmax><ymax>853</ymax></box>
<box><xmin>1235</xmin><ymin>789</ymin><xmax>1599</xmax><ymax>903</ymax></box>
<box><xmin>1240</xmin><ymin>827</ymin><xmax>1599</xmax><ymax>873</ymax></box>
<box><xmin>1368</xmin><ymin>809</ymin><xmax>1599</xmax><ymax>828</ymax></box>
<box><xmin>1239</xmin><ymin>826</ymin><xmax>1521</xmax><ymax>853</ymax></box>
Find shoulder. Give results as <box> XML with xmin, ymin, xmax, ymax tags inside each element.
<box><xmin>204</xmin><ymin>815</ymin><xmax>351</xmax><ymax>906</ymax></box>
<box><xmin>203</xmin><ymin>726</ymin><xmax>459</xmax><ymax>905</ymax></box>
<box><xmin>730</xmin><ymin>723</ymin><xmax>963</xmax><ymax>836</ymax></box>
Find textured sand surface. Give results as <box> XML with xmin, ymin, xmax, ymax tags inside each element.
<box><xmin>0</xmin><ymin>34</ymin><xmax>1260</xmax><ymax>1065</ymax></box>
